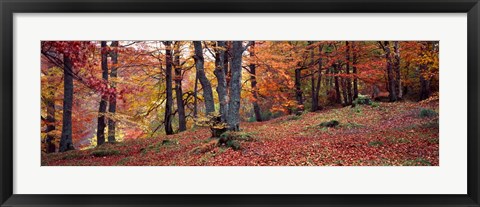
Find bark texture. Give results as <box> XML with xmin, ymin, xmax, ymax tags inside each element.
<box><xmin>107</xmin><ymin>41</ymin><xmax>118</xmax><ymax>142</ymax></box>
<box><xmin>333</xmin><ymin>63</ymin><xmax>342</xmax><ymax>104</ymax></box>
<box><xmin>310</xmin><ymin>43</ymin><xmax>323</xmax><ymax>111</ymax></box>
<box><xmin>214</xmin><ymin>41</ymin><xmax>229</xmax><ymax>122</ymax></box>
<box><xmin>393</xmin><ymin>41</ymin><xmax>402</xmax><ymax>99</ymax></box>
<box><xmin>352</xmin><ymin>42</ymin><xmax>359</xmax><ymax>100</ymax></box>
<box><xmin>59</xmin><ymin>55</ymin><xmax>75</xmax><ymax>152</ymax></box>
<box><xmin>295</xmin><ymin>69</ymin><xmax>303</xmax><ymax>106</ymax></box>
<box><xmin>193</xmin><ymin>41</ymin><xmax>215</xmax><ymax>114</ymax></box>
<box><xmin>249</xmin><ymin>41</ymin><xmax>263</xmax><ymax>121</ymax></box>
<box><xmin>345</xmin><ymin>41</ymin><xmax>353</xmax><ymax>104</ymax></box>
<box><xmin>227</xmin><ymin>41</ymin><xmax>245</xmax><ymax>131</ymax></box>
<box><xmin>382</xmin><ymin>41</ymin><xmax>397</xmax><ymax>102</ymax></box>
<box><xmin>97</xmin><ymin>41</ymin><xmax>108</xmax><ymax>146</ymax></box>
<box><xmin>174</xmin><ymin>42</ymin><xmax>186</xmax><ymax>132</ymax></box>
<box><xmin>164</xmin><ymin>41</ymin><xmax>174</xmax><ymax>135</ymax></box>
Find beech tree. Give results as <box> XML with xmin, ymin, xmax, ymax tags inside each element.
<box><xmin>309</xmin><ymin>42</ymin><xmax>323</xmax><ymax>111</ymax></box>
<box><xmin>174</xmin><ymin>41</ymin><xmax>187</xmax><ymax>132</ymax></box>
<box><xmin>379</xmin><ymin>41</ymin><xmax>397</xmax><ymax>102</ymax></box>
<box><xmin>333</xmin><ymin>62</ymin><xmax>342</xmax><ymax>104</ymax></box>
<box><xmin>59</xmin><ymin>54</ymin><xmax>75</xmax><ymax>152</ymax></box>
<box><xmin>193</xmin><ymin>41</ymin><xmax>215</xmax><ymax>114</ymax></box>
<box><xmin>352</xmin><ymin>41</ymin><xmax>359</xmax><ymax>100</ymax></box>
<box><xmin>248</xmin><ymin>41</ymin><xmax>263</xmax><ymax>121</ymax></box>
<box><xmin>40</xmin><ymin>40</ymin><xmax>440</xmax><ymax>158</ymax></box>
<box><xmin>294</xmin><ymin>68</ymin><xmax>304</xmax><ymax>108</ymax></box>
<box><xmin>108</xmin><ymin>41</ymin><xmax>119</xmax><ymax>142</ymax></box>
<box><xmin>214</xmin><ymin>41</ymin><xmax>229</xmax><ymax>122</ymax></box>
<box><xmin>345</xmin><ymin>41</ymin><xmax>353</xmax><ymax>105</ymax></box>
<box><xmin>41</xmin><ymin>41</ymin><xmax>100</xmax><ymax>152</ymax></box>
<box><xmin>227</xmin><ymin>41</ymin><xmax>251</xmax><ymax>130</ymax></box>
<box><xmin>393</xmin><ymin>41</ymin><xmax>402</xmax><ymax>99</ymax></box>
<box><xmin>164</xmin><ymin>41</ymin><xmax>174</xmax><ymax>135</ymax></box>
<box><xmin>97</xmin><ymin>41</ymin><xmax>109</xmax><ymax>146</ymax></box>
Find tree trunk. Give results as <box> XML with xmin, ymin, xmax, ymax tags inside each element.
<box><xmin>96</xmin><ymin>41</ymin><xmax>108</xmax><ymax>146</ymax></box>
<box><xmin>352</xmin><ymin>42</ymin><xmax>359</xmax><ymax>100</ymax></box>
<box><xmin>333</xmin><ymin>64</ymin><xmax>342</xmax><ymax>104</ymax></box>
<box><xmin>295</xmin><ymin>69</ymin><xmax>303</xmax><ymax>107</ymax></box>
<box><xmin>345</xmin><ymin>41</ymin><xmax>353</xmax><ymax>104</ymax></box>
<box><xmin>59</xmin><ymin>55</ymin><xmax>75</xmax><ymax>152</ymax></box>
<box><xmin>341</xmin><ymin>78</ymin><xmax>349</xmax><ymax>106</ymax></box>
<box><xmin>249</xmin><ymin>41</ymin><xmax>263</xmax><ymax>121</ymax></box>
<box><xmin>393</xmin><ymin>41</ymin><xmax>402</xmax><ymax>99</ymax></box>
<box><xmin>173</xmin><ymin>42</ymin><xmax>186</xmax><ymax>132</ymax></box>
<box><xmin>107</xmin><ymin>41</ymin><xmax>118</xmax><ymax>143</ymax></box>
<box><xmin>314</xmin><ymin>45</ymin><xmax>323</xmax><ymax>110</ymax></box>
<box><xmin>308</xmin><ymin>43</ymin><xmax>323</xmax><ymax>112</ymax></box>
<box><xmin>227</xmin><ymin>41</ymin><xmax>244</xmax><ymax>131</ymax></box>
<box><xmin>329</xmin><ymin>67</ymin><xmax>334</xmax><ymax>90</ymax></box>
<box><xmin>325</xmin><ymin>67</ymin><xmax>331</xmax><ymax>96</ymax></box>
<box><xmin>164</xmin><ymin>41</ymin><xmax>174</xmax><ymax>135</ymax></box>
<box><xmin>193</xmin><ymin>76</ymin><xmax>198</xmax><ymax>118</ymax></box>
<box><xmin>214</xmin><ymin>41</ymin><xmax>229</xmax><ymax>122</ymax></box>
<box><xmin>45</xmin><ymin>80</ymin><xmax>56</xmax><ymax>153</ymax></box>
<box><xmin>383</xmin><ymin>41</ymin><xmax>397</xmax><ymax>102</ymax></box>
<box><xmin>193</xmin><ymin>41</ymin><xmax>215</xmax><ymax>114</ymax></box>
<box><xmin>309</xmin><ymin>41</ymin><xmax>317</xmax><ymax>112</ymax></box>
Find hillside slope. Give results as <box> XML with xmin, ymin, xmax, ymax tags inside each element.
<box><xmin>43</xmin><ymin>101</ymin><xmax>439</xmax><ymax>166</ymax></box>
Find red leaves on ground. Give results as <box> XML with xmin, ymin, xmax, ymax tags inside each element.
<box><xmin>43</xmin><ymin>101</ymin><xmax>439</xmax><ymax>166</ymax></box>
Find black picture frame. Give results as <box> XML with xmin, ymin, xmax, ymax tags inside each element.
<box><xmin>1</xmin><ymin>0</ymin><xmax>479</xmax><ymax>206</ymax></box>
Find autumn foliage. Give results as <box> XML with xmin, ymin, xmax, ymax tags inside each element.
<box><xmin>41</xmin><ymin>41</ymin><xmax>439</xmax><ymax>166</ymax></box>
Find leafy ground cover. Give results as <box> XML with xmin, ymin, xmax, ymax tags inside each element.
<box><xmin>42</xmin><ymin>101</ymin><xmax>439</xmax><ymax>166</ymax></box>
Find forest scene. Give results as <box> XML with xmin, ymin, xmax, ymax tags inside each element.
<box><xmin>41</xmin><ymin>41</ymin><xmax>439</xmax><ymax>166</ymax></box>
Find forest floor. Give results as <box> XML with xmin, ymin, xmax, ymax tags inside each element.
<box><xmin>42</xmin><ymin>100</ymin><xmax>439</xmax><ymax>166</ymax></box>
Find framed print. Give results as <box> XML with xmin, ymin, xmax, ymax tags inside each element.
<box><xmin>1</xmin><ymin>0</ymin><xmax>479</xmax><ymax>206</ymax></box>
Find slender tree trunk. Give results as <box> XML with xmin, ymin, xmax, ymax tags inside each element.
<box><xmin>45</xmin><ymin>80</ymin><xmax>56</xmax><ymax>153</ymax></box>
<box><xmin>329</xmin><ymin>67</ymin><xmax>334</xmax><ymax>90</ymax></box>
<box><xmin>345</xmin><ymin>41</ymin><xmax>353</xmax><ymax>104</ymax></box>
<box><xmin>393</xmin><ymin>41</ymin><xmax>402</xmax><ymax>99</ymax></box>
<box><xmin>214</xmin><ymin>41</ymin><xmax>229</xmax><ymax>122</ymax></box>
<box><xmin>227</xmin><ymin>41</ymin><xmax>244</xmax><ymax>131</ymax></box>
<box><xmin>173</xmin><ymin>42</ymin><xmax>186</xmax><ymax>132</ymax></box>
<box><xmin>325</xmin><ymin>67</ymin><xmax>330</xmax><ymax>96</ymax></box>
<box><xmin>352</xmin><ymin>42</ymin><xmax>359</xmax><ymax>100</ymax></box>
<box><xmin>404</xmin><ymin>62</ymin><xmax>410</xmax><ymax>97</ymax></box>
<box><xmin>341</xmin><ymin>78</ymin><xmax>349</xmax><ymax>105</ymax></box>
<box><xmin>309</xmin><ymin>41</ymin><xmax>318</xmax><ymax>112</ymax></box>
<box><xmin>107</xmin><ymin>41</ymin><xmax>118</xmax><ymax>142</ymax></box>
<box><xmin>308</xmin><ymin>43</ymin><xmax>323</xmax><ymax>112</ymax></box>
<box><xmin>333</xmin><ymin>64</ymin><xmax>342</xmax><ymax>104</ymax></box>
<box><xmin>314</xmin><ymin>45</ymin><xmax>323</xmax><ymax>110</ymax></box>
<box><xmin>383</xmin><ymin>41</ymin><xmax>397</xmax><ymax>102</ymax></box>
<box><xmin>295</xmin><ymin>68</ymin><xmax>304</xmax><ymax>107</ymax></box>
<box><xmin>96</xmin><ymin>41</ymin><xmax>108</xmax><ymax>146</ymax></box>
<box><xmin>164</xmin><ymin>41</ymin><xmax>174</xmax><ymax>135</ymax></box>
<box><xmin>249</xmin><ymin>42</ymin><xmax>263</xmax><ymax>121</ymax></box>
<box><xmin>59</xmin><ymin>55</ymin><xmax>75</xmax><ymax>152</ymax></box>
<box><xmin>193</xmin><ymin>76</ymin><xmax>198</xmax><ymax>118</ymax></box>
<box><xmin>193</xmin><ymin>41</ymin><xmax>215</xmax><ymax>114</ymax></box>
